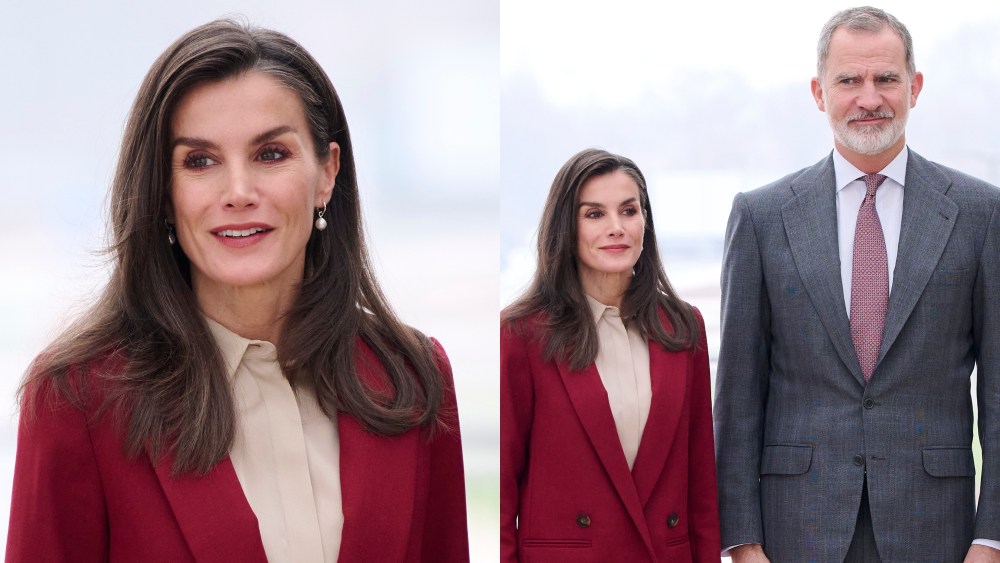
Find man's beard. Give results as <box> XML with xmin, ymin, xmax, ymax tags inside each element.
<box><xmin>828</xmin><ymin>105</ymin><xmax>907</xmax><ymax>156</ymax></box>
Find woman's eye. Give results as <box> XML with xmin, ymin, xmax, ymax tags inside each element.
<box><xmin>584</xmin><ymin>210</ymin><xmax>603</xmax><ymax>219</ymax></box>
<box><xmin>184</xmin><ymin>154</ymin><xmax>218</xmax><ymax>168</ymax></box>
<box><xmin>622</xmin><ymin>206</ymin><xmax>638</xmax><ymax>216</ymax></box>
<box><xmin>259</xmin><ymin>146</ymin><xmax>290</xmax><ymax>162</ymax></box>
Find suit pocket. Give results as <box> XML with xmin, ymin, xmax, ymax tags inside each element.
<box><xmin>927</xmin><ymin>269</ymin><xmax>967</xmax><ymax>287</ymax></box>
<box><xmin>521</xmin><ymin>538</ymin><xmax>592</xmax><ymax>548</ymax></box>
<box><xmin>923</xmin><ymin>269</ymin><xmax>970</xmax><ymax>308</ymax></box>
<box><xmin>922</xmin><ymin>447</ymin><xmax>975</xmax><ymax>477</ymax></box>
<box><xmin>760</xmin><ymin>444</ymin><xmax>813</xmax><ymax>475</ymax></box>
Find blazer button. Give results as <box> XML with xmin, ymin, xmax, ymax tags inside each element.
<box><xmin>853</xmin><ymin>454</ymin><xmax>865</xmax><ymax>466</ymax></box>
<box><xmin>863</xmin><ymin>398</ymin><xmax>875</xmax><ymax>409</ymax></box>
<box><xmin>667</xmin><ymin>513</ymin><xmax>680</xmax><ymax>528</ymax></box>
<box><xmin>576</xmin><ymin>514</ymin><xmax>591</xmax><ymax>528</ymax></box>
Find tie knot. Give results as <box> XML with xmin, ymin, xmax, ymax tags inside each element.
<box><xmin>861</xmin><ymin>173</ymin><xmax>887</xmax><ymax>197</ymax></box>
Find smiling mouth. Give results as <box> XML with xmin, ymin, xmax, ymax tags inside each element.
<box><xmin>215</xmin><ymin>227</ymin><xmax>271</xmax><ymax>238</ymax></box>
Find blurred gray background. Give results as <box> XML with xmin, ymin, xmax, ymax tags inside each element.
<box><xmin>0</xmin><ymin>0</ymin><xmax>498</xmax><ymax>559</ymax></box>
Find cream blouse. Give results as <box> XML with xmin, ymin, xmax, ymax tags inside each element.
<box><xmin>585</xmin><ymin>295</ymin><xmax>652</xmax><ymax>470</ymax></box>
<box><xmin>206</xmin><ymin>318</ymin><xmax>342</xmax><ymax>563</ymax></box>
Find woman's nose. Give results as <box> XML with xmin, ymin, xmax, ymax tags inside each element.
<box><xmin>222</xmin><ymin>166</ymin><xmax>258</xmax><ymax>208</ymax></box>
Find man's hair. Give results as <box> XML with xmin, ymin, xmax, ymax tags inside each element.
<box><xmin>817</xmin><ymin>6</ymin><xmax>915</xmax><ymax>80</ymax></box>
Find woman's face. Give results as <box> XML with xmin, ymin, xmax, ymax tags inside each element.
<box><xmin>169</xmin><ymin>70</ymin><xmax>339</xmax><ymax>299</ymax></box>
<box><xmin>575</xmin><ymin>170</ymin><xmax>645</xmax><ymax>288</ymax></box>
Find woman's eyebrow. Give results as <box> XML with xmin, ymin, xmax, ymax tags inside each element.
<box><xmin>171</xmin><ymin>125</ymin><xmax>297</xmax><ymax>150</ymax></box>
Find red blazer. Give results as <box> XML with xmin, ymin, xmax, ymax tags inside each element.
<box><xmin>6</xmin><ymin>339</ymin><xmax>469</xmax><ymax>563</ymax></box>
<box><xmin>500</xmin><ymin>308</ymin><xmax>720</xmax><ymax>562</ymax></box>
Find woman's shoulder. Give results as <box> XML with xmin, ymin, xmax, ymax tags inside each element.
<box><xmin>21</xmin><ymin>348</ymin><xmax>126</xmax><ymax>417</ymax></box>
<box><xmin>500</xmin><ymin>308</ymin><xmax>546</xmax><ymax>340</ymax></box>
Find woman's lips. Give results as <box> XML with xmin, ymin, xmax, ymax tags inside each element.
<box><xmin>600</xmin><ymin>244</ymin><xmax>630</xmax><ymax>253</ymax></box>
<box><xmin>211</xmin><ymin>224</ymin><xmax>273</xmax><ymax>248</ymax></box>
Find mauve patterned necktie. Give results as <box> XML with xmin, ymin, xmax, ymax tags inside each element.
<box><xmin>851</xmin><ymin>173</ymin><xmax>888</xmax><ymax>382</ymax></box>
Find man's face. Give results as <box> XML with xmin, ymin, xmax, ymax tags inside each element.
<box><xmin>811</xmin><ymin>27</ymin><xmax>923</xmax><ymax>161</ymax></box>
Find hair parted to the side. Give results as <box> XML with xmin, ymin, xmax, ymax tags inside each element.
<box><xmin>817</xmin><ymin>6</ymin><xmax>915</xmax><ymax>80</ymax></box>
<box><xmin>21</xmin><ymin>18</ymin><xmax>445</xmax><ymax>475</ymax></box>
<box><xmin>503</xmin><ymin>148</ymin><xmax>700</xmax><ymax>371</ymax></box>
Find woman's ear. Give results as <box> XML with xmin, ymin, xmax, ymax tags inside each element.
<box><xmin>318</xmin><ymin>142</ymin><xmax>341</xmax><ymax>205</ymax></box>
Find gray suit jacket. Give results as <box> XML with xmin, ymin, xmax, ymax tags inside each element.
<box><xmin>714</xmin><ymin>149</ymin><xmax>1000</xmax><ymax>562</ymax></box>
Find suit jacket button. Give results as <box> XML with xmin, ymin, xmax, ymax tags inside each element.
<box><xmin>667</xmin><ymin>513</ymin><xmax>680</xmax><ymax>528</ymax></box>
<box><xmin>863</xmin><ymin>398</ymin><xmax>875</xmax><ymax>409</ymax></box>
<box><xmin>853</xmin><ymin>454</ymin><xmax>865</xmax><ymax>466</ymax></box>
<box><xmin>576</xmin><ymin>514</ymin><xmax>591</xmax><ymax>528</ymax></box>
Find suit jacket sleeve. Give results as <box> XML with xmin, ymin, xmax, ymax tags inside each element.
<box><xmin>974</xmin><ymin>202</ymin><xmax>1000</xmax><ymax>540</ymax></box>
<box><xmin>688</xmin><ymin>307</ymin><xmax>723</xmax><ymax>562</ymax></box>
<box><xmin>499</xmin><ymin>321</ymin><xmax>533</xmax><ymax>563</ymax></box>
<box><xmin>6</xmin><ymin>379</ymin><xmax>109</xmax><ymax>562</ymax></box>
<box><xmin>420</xmin><ymin>339</ymin><xmax>471</xmax><ymax>562</ymax></box>
<box><xmin>714</xmin><ymin>192</ymin><xmax>770</xmax><ymax>548</ymax></box>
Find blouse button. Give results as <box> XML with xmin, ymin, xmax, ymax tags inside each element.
<box><xmin>576</xmin><ymin>514</ymin><xmax>591</xmax><ymax>528</ymax></box>
<box><xmin>667</xmin><ymin>513</ymin><xmax>680</xmax><ymax>528</ymax></box>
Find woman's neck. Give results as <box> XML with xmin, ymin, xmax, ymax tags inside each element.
<box><xmin>194</xmin><ymin>281</ymin><xmax>296</xmax><ymax>343</ymax></box>
<box><xmin>580</xmin><ymin>271</ymin><xmax>631</xmax><ymax>309</ymax></box>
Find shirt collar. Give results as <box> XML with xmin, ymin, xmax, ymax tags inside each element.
<box><xmin>832</xmin><ymin>145</ymin><xmax>908</xmax><ymax>193</ymax></box>
<box><xmin>584</xmin><ymin>293</ymin><xmax>621</xmax><ymax>324</ymax></box>
<box><xmin>204</xmin><ymin>316</ymin><xmax>275</xmax><ymax>380</ymax></box>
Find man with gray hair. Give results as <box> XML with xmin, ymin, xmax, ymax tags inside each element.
<box><xmin>715</xmin><ymin>6</ymin><xmax>1000</xmax><ymax>562</ymax></box>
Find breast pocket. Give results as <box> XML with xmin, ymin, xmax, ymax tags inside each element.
<box><xmin>922</xmin><ymin>269</ymin><xmax>969</xmax><ymax>306</ymax></box>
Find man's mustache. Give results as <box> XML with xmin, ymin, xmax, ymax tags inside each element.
<box><xmin>846</xmin><ymin>110</ymin><xmax>895</xmax><ymax>123</ymax></box>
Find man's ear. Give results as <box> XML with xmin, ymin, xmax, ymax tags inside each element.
<box><xmin>909</xmin><ymin>71</ymin><xmax>924</xmax><ymax>108</ymax></box>
<box><xmin>811</xmin><ymin>77</ymin><xmax>826</xmax><ymax>112</ymax></box>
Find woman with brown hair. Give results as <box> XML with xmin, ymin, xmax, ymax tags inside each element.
<box><xmin>500</xmin><ymin>148</ymin><xmax>720</xmax><ymax>561</ymax></box>
<box><xmin>6</xmin><ymin>19</ymin><xmax>468</xmax><ymax>563</ymax></box>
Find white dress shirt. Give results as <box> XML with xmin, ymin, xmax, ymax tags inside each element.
<box><xmin>206</xmin><ymin>317</ymin><xmax>343</xmax><ymax>563</ymax></box>
<box><xmin>586</xmin><ymin>294</ymin><xmax>652</xmax><ymax>470</ymax></box>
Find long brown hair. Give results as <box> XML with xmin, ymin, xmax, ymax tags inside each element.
<box><xmin>504</xmin><ymin>148</ymin><xmax>700</xmax><ymax>370</ymax></box>
<box><xmin>22</xmin><ymin>19</ymin><xmax>445</xmax><ymax>475</ymax></box>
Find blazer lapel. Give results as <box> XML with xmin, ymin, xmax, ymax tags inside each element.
<box><xmin>337</xmin><ymin>413</ymin><xmax>419</xmax><ymax>561</ymax></box>
<box><xmin>632</xmin><ymin>316</ymin><xmax>687</xmax><ymax>507</ymax></box>
<box><xmin>153</xmin><ymin>454</ymin><xmax>268</xmax><ymax>563</ymax></box>
<box><xmin>557</xmin><ymin>361</ymin><xmax>656</xmax><ymax>557</ymax></box>
<box><xmin>337</xmin><ymin>340</ymin><xmax>420</xmax><ymax>561</ymax></box>
<box><xmin>878</xmin><ymin>151</ymin><xmax>958</xmax><ymax>365</ymax></box>
<box><xmin>782</xmin><ymin>155</ymin><xmax>865</xmax><ymax>385</ymax></box>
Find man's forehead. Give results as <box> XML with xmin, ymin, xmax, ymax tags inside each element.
<box><xmin>824</xmin><ymin>28</ymin><xmax>907</xmax><ymax>69</ymax></box>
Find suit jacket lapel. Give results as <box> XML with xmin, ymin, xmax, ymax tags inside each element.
<box><xmin>782</xmin><ymin>155</ymin><xmax>865</xmax><ymax>385</ymax></box>
<box><xmin>556</xmin><ymin>361</ymin><xmax>655</xmax><ymax>556</ymax></box>
<box><xmin>153</xmin><ymin>454</ymin><xmax>268</xmax><ymax>563</ymax></box>
<box><xmin>879</xmin><ymin>151</ymin><xmax>958</xmax><ymax>365</ymax></box>
<box><xmin>632</xmin><ymin>315</ymin><xmax>687</xmax><ymax>507</ymax></box>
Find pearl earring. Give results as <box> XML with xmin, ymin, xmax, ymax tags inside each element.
<box><xmin>314</xmin><ymin>203</ymin><xmax>328</xmax><ymax>231</ymax></box>
<box><xmin>165</xmin><ymin>219</ymin><xmax>177</xmax><ymax>245</ymax></box>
